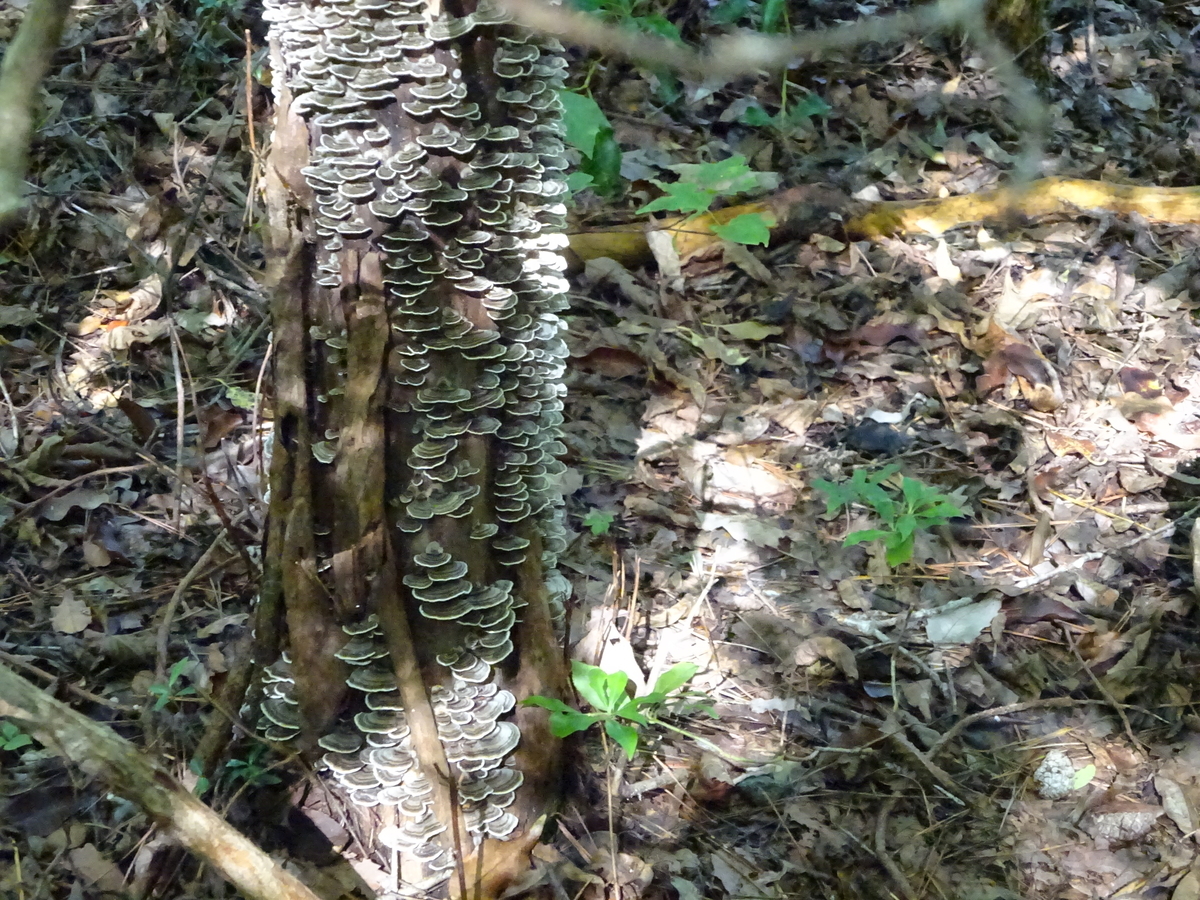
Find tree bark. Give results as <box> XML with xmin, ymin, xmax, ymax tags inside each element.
<box><xmin>259</xmin><ymin>0</ymin><xmax>571</xmax><ymax>895</ymax></box>
<box><xmin>0</xmin><ymin>0</ymin><xmax>73</xmax><ymax>228</ymax></box>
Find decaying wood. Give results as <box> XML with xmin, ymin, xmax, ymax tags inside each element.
<box><xmin>566</xmin><ymin>178</ymin><xmax>1200</xmax><ymax>269</ymax></box>
<box><xmin>0</xmin><ymin>662</ymin><xmax>324</xmax><ymax>900</ymax></box>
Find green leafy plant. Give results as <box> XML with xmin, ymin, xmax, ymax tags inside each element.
<box><xmin>524</xmin><ymin>660</ymin><xmax>700</xmax><ymax>759</ymax></box>
<box><xmin>0</xmin><ymin>721</ymin><xmax>32</xmax><ymax>751</ymax></box>
<box><xmin>571</xmin><ymin>0</ymin><xmax>681</xmax><ymax>39</ymax></box>
<box><xmin>148</xmin><ymin>658</ymin><xmax>198</xmax><ymax>711</ymax></box>
<box><xmin>224</xmin><ymin>744</ymin><xmax>281</xmax><ymax>787</ymax></box>
<box><xmin>740</xmin><ymin>90</ymin><xmax>832</xmax><ymax>134</ymax></box>
<box><xmin>582</xmin><ymin>508</ymin><xmax>616</xmax><ymax>536</ymax></box>
<box><xmin>558</xmin><ymin>91</ymin><xmax>623</xmax><ymax>198</ymax></box>
<box><xmin>638</xmin><ymin>156</ymin><xmax>771</xmax><ymax>247</ymax></box>
<box><xmin>707</xmin><ymin>0</ymin><xmax>789</xmax><ymax>31</ymax></box>
<box><xmin>813</xmin><ymin>465</ymin><xmax>965</xmax><ymax>567</ymax></box>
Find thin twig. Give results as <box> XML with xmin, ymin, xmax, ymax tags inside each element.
<box><xmin>154</xmin><ymin>533</ymin><xmax>230</xmax><ymax>681</ymax></box>
<box><xmin>0</xmin><ymin>649</ymin><xmax>136</xmax><ymax>713</ymax></box>
<box><xmin>874</xmin><ymin>797</ymin><xmax>920</xmax><ymax>900</ymax></box>
<box><xmin>927</xmin><ymin>697</ymin><xmax>1108</xmax><ymax>760</ymax></box>
<box><xmin>1057</xmin><ymin>622</ymin><xmax>1143</xmax><ymax>750</ymax></box>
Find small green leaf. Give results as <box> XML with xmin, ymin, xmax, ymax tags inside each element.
<box><xmin>168</xmin><ymin>657</ymin><xmax>191</xmax><ymax>688</ymax></box>
<box><xmin>780</xmin><ymin>92</ymin><xmax>831</xmax><ymax>124</ymax></box>
<box><xmin>225</xmin><ymin>386</ymin><xmax>257</xmax><ymax>411</ymax></box>
<box><xmin>523</xmin><ymin>695</ymin><xmax>576</xmax><ymax>715</ymax></box>
<box><xmin>638</xmin><ymin>181</ymin><xmax>715</xmax><ymax>216</ymax></box>
<box><xmin>844</xmin><ymin>528</ymin><xmax>890</xmax><ymax>547</ymax></box>
<box><xmin>759</xmin><ymin>0</ymin><xmax>785</xmax><ymax>31</ymax></box>
<box><xmin>572</xmin><ymin>661</ymin><xmax>613</xmax><ymax>712</ymax></box>
<box><xmin>884</xmin><ymin>533</ymin><xmax>915</xmax><ymax>566</ymax></box>
<box><xmin>711</xmin><ymin>212</ymin><xmax>771</xmax><ymax>246</ymax></box>
<box><xmin>602</xmin><ymin>669</ymin><xmax>630</xmax><ymax>710</ymax></box>
<box><xmin>651</xmin><ymin>662</ymin><xmax>699</xmax><ymax>696</ymax></box>
<box><xmin>738</xmin><ymin>103</ymin><xmax>775</xmax><ymax>128</ymax></box>
<box><xmin>677</xmin><ymin>328</ymin><xmax>749</xmax><ymax>366</ymax></box>
<box><xmin>558</xmin><ymin>91</ymin><xmax>611</xmax><ymax>158</ymax></box>
<box><xmin>633</xmin><ymin>12</ymin><xmax>681</xmax><ymax>41</ymax></box>
<box><xmin>0</xmin><ymin>722</ymin><xmax>31</xmax><ymax>751</ymax></box>
<box><xmin>566</xmin><ymin>170</ymin><xmax>596</xmax><ymax>193</ymax></box>
<box><xmin>583</xmin><ymin>509</ymin><xmax>615</xmax><ymax>535</ymax></box>
<box><xmin>549</xmin><ymin>709</ymin><xmax>602</xmax><ymax>738</ymax></box>
<box><xmin>605</xmin><ymin>719</ymin><xmax>639</xmax><ymax>758</ymax></box>
<box><xmin>613</xmin><ymin>699</ymin><xmax>650</xmax><ymax>725</ymax></box>
<box><xmin>812</xmin><ymin>478</ymin><xmax>855</xmax><ymax>516</ymax></box>
<box><xmin>682</xmin><ymin>156</ymin><xmax>759</xmax><ymax>194</ymax></box>
<box><xmin>580</xmin><ymin>128</ymin><xmax>623</xmax><ymax>198</ymax></box>
<box><xmin>1072</xmin><ymin>763</ymin><xmax>1096</xmax><ymax>790</ymax></box>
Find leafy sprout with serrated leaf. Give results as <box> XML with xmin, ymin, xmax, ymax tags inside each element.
<box><xmin>638</xmin><ymin>156</ymin><xmax>772</xmax><ymax>247</ymax></box>
<box><xmin>524</xmin><ymin>660</ymin><xmax>703</xmax><ymax>759</ymax></box>
<box><xmin>813</xmin><ymin>464</ymin><xmax>965</xmax><ymax>567</ymax></box>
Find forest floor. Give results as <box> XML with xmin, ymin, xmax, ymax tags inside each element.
<box><xmin>2</xmin><ymin>0</ymin><xmax>1200</xmax><ymax>898</ymax></box>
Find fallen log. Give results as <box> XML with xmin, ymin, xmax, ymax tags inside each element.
<box><xmin>566</xmin><ymin>178</ymin><xmax>1200</xmax><ymax>268</ymax></box>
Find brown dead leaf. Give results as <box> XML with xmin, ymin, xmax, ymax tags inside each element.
<box><xmin>69</xmin><ymin>844</ymin><xmax>125</xmax><ymax>893</ymax></box>
<box><xmin>572</xmin><ymin>347</ymin><xmax>645</xmax><ymax>379</ymax></box>
<box><xmin>975</xmin><ymin>318</ymin><xmax>1063</xmax><ymax>411</ymax></box>
<box><xmin>1046</xmin><ymin>431</ymin><xmax>1098</xmax><ymax>460</ymax></box>
<box><xmin>1173</xmin><ymin>870</ymin><xmax>1200</xmax><ymax>900</ymax></box>
<box><xmin>199</xmin><ymin>405</ymin><xmax>244</xmax><ymax>450</ymax></box>
<box><xmin>1119</xmin><ymin>366</ymin><xmax>1164</xmax><ymax>397</ymax></box>
<box><xmin>51</xmin><ymin>591</ymin><xmax>92</xmax><ymax>634</ymax></box>
<box><xmin>1154</xmin><ymin>774</ymin><xmax>1194</xmax><ymax>835</ymax></box>
<box><xmin>794</xmin><ymin>635</ymin><xmax>859</xmax><ymax>681</ymax></box>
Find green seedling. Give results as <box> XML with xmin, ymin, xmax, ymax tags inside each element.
<box><xmin>524</xmin><ymin>660</ymin><xmax>701</xmax><ymax>759</ymax></box>
<box><xmin>224</xmin><ymin>744</ymin><xmax>281</xmax><ymax>787</ymax></box>
<box><xmin>582</xmin><ymin>508</ymin><xmax>616</xmax><ymax>536</ymax></box>
<box><xmin>148</xmin><ymin>658</ymin><xmax>198</xmax><ymax>711</ymax></box>
<box><xmin>638</xmin><ymin>156</ymin><xmax>771</xmax><ymax>247</ymax></box>
<box><xmin>740</xmin><ymin>91</ymin><xmax>831</xmax><ymax>135</ymax></box>
<box><xmin>813</xmin><ymin>464</ymin><xmax>965</xmax><ymax>567</ymax></box>
<box><xmin>0</xmin><ymin>721</ymin><xmax>32</xmax><ymax>751</ymax></box>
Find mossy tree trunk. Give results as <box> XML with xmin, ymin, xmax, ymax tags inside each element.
<box><xmin>985</xmin><ymin>0</ymin><xmax>1048</xmax><ymax>79</ymax></box>
<box><xmin>257</xmin><ymin>0</ymin><xmax>571</xmax><ymax>895</ymax></box>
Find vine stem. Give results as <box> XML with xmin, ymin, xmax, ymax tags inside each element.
<box><xmin>599</xmin><ymin>728</ymin><xmax>620</xmax><ymax>900</ymax></box>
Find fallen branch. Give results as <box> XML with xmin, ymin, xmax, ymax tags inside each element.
<box><xmin>567</xmin><ymin>178</ymin><xmax>1200</xmax><ymax>268</ymax></box>
<box><xmin>847</xmin><ymin>177</ymin><xmax>1200</xmax><ymax>238</ymax></box>
<box><xmin>0</xmin><ymin>0</ymin><xmax>73</xmax><ymax>228</ymax></box>
<box><xmin>0</xmin><ymin>663</ymin><xmax>323</xmax><ymax>900</ymax></box>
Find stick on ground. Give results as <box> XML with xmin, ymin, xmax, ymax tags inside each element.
<box><xmin>0</xmin><ymin>663</ymin><xmax>323</xmax><ymax>900</ymax></box>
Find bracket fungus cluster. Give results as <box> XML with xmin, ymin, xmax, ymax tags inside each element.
<box><xmin>260</xmin><ymin>0</ymin><xmax>572</xmax><ymax>890</ymax></box>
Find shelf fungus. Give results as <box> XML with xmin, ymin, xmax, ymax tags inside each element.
<box><xmin>260</xmin><ymin>0</ymin><xmax>571</xmax><ymax>893</ymax></box>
